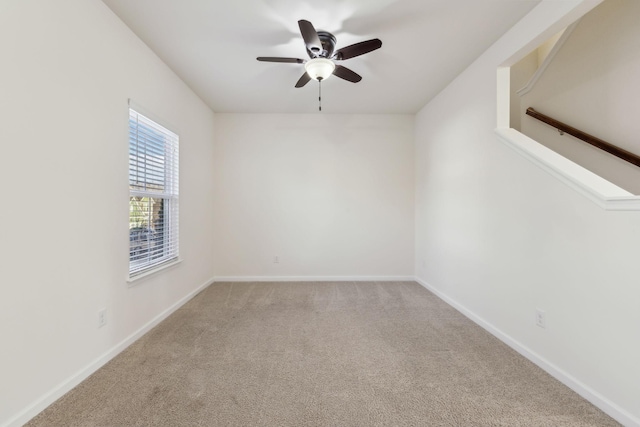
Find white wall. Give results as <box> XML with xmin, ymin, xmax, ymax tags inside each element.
<box><xmin>0</xmin><ymin>0</ymin><xmax>215</xmax><ymax>425</ymax></box>
<box><xmin>213</xmin><ymin>114</ymin><xmax>414</xmax><ymax>280</ymax></box>
<box><xmin>415</xmin><ymin>0</ymin><xmax>640</xmax><ymax>425</ymax></box>
<box><xmin>520</xmin><ymin>0</ymin><xmax>640</xmax><ymax>194</ymax></box>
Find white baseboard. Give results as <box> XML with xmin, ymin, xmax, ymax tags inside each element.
<box><xmin>4</xmin><ymin>277</ymin><xmax>215</xmax><ymax>427</ymax></box>
<box><xmin>414</xmin><ymin>276</ymin><xmax>639</xmax><ymax>427</ymax></box>
<box><xmin>212</xmin><ymin>276</ymin><xmax>415</xmax><ymax>282</ymax></box>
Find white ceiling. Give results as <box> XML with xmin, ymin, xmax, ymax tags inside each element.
<box><xmin>101</xmin><ymin>0</ymin><xmax>540</xmax><ymax>114</ymax></box>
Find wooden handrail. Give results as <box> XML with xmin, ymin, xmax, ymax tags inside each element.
<box><xmin>526</xmin><ymin>107</ymin><xmax>640</xmax><ymax>168</ymax></box>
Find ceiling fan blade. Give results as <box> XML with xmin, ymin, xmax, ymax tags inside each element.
<box><xmin>298</xmin><ymin>20</ymin><xmax>322</xmax><ymax>57</ymax></box>
<box><xmin>333</xmin><ymin>39</ymin><xmax>382</xmax><ymax>60</ymax></box>
<box><xmin>295</xmin><ymin>72</ymin><xmax>312</xmax><ymax>88</ymax></box>
<box><xmin>257</xmin><ymin>57</ymin><xmax>304</xmax><ymax>64</ymax></box>
<box><xmin>333</xmin><ymin>65</ymin><xmax>362</xmax><ymax>83</ymax></box>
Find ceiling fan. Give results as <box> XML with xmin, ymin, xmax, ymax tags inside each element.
<box><xmin>257</xmin><ymin>20</ymin><xmax>382</xmax><ymax>88</ymax></box>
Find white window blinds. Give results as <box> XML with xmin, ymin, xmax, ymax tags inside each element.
<box><xmin>128</xmin><ymin>108</ymin><xmax>179</xmax><ymax>277</ymax></box>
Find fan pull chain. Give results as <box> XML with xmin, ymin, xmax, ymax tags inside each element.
<box><xmin>318</xmin><ymin>79</ymin><xmax>322</xmax><ymax>112</ymax></box>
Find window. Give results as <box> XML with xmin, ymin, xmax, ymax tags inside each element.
<box><xmin>128</xmin><ymin>108</ymin><xmax>179</xmax><ymax>277</ymax></box>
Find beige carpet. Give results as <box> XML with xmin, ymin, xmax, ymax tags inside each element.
<box><xmin>28</xmin><ymin>281</ymin><xmax>618</xmax><ymax>426</ymax></box>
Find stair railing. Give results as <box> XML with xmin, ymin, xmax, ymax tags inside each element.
<box><xmin>526</xmin><ymin>107</ymin><xmax>640</xmax><ymax>168</ymax></box>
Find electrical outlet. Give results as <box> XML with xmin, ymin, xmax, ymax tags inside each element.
<box><xmin>274</xmin><ymin>255</ymin><xmax>279</xmax><ymax>263</ymax></box>
<box><xmin>98</xmin><ymin>308</ymin><xmax>107</xmax><ymax>328</ymax></box>
<box><xmin>535</xmin><ymin>309</ymin><xmax>546</xmax><ymax>329</ymax></box>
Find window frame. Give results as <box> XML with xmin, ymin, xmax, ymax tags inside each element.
<box><xmin>128</xmin><ymin>107</ymin><xmax>180</xmax><ymax>279</ymax></box>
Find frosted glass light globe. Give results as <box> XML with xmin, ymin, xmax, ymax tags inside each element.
<box><xmin>304</xmin><ymin>58</ymin><xmax>335</xmax><ymax>81</ymax></box>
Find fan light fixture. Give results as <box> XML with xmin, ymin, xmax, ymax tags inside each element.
<box><xmin>304</xmin><ymin>58</ymin><xmax>335</xmax><ymax>81</ymax></box>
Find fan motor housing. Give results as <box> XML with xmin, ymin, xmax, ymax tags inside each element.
<box><xmin>308</xmin><ymin>31</ymin><xmax>337</xmax><ymax>58</ymax></box>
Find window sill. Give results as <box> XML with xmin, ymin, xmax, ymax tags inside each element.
<box><xmin>495</xmin><ymin>128</ymin><xmax>640</xmax><ymax>211</ymax></box>
<box><xmin>127</xmin><ymin>258</ymin><xmax>183</xmax><ymax>286</ymax></box>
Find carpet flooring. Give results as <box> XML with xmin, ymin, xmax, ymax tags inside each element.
<box><xmin>27</xmin><ymin>281</ymin><xmax>619</xmax><ymax>426</ymax></box>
